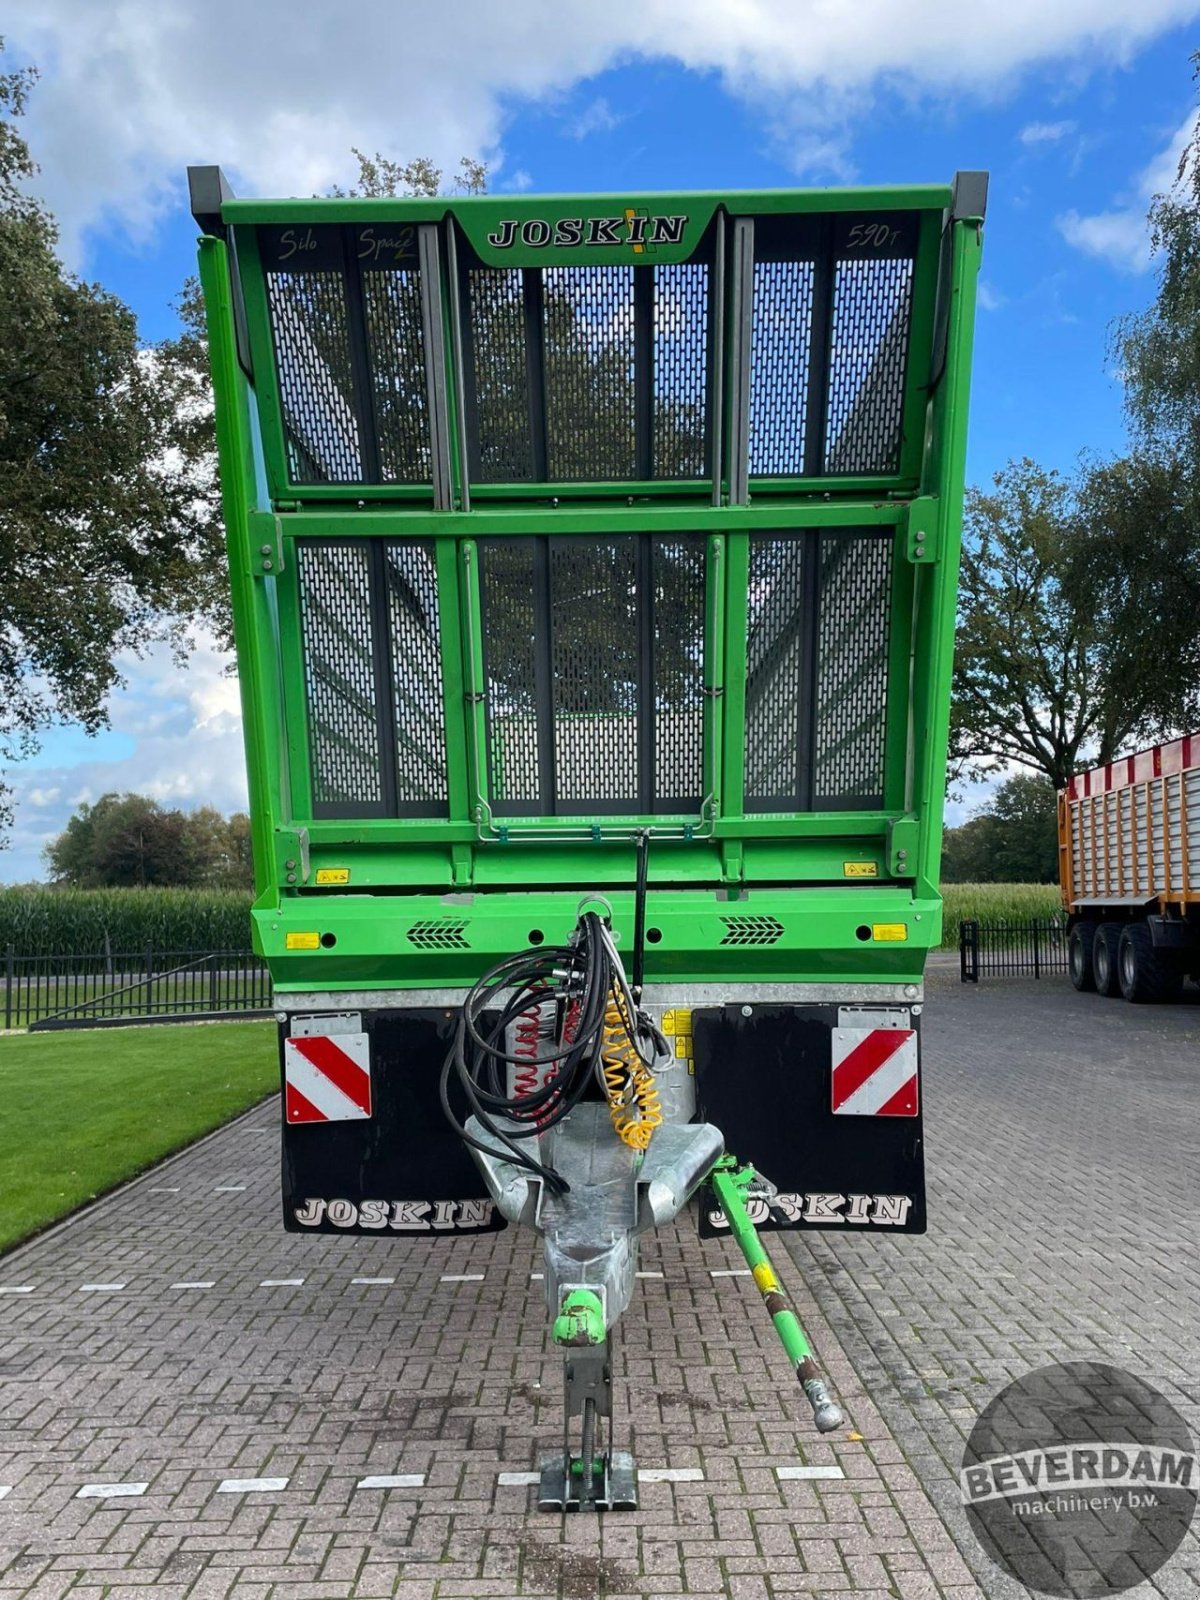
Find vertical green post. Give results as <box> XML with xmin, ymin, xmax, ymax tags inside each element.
<box><xmin>914</xmin><ymin>211</ymin><xmax>983</xmax><ymax>903</ymax></box>
<box><xmin>197</xmin><ymin>236</ymin><xmax>280</xmax><ymax>899</ymax></box>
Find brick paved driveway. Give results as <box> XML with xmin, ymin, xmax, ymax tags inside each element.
<box><xmin>0</xmin><ymin>976</ymin><xmax>1197</xmax><ymax>1598</ymax></box>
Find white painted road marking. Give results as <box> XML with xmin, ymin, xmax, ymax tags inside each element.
<box><xmin>498</xmin><ymin>1471</ymin><xmax>541</xmax><ymax>1486</ymax></box>
<box><xmin>216</xmin><ymin>1477</ymin><xmax>289</xmax><ymax>1494</ymax></box>
<box><xmin>638</xmin><ymin>1468</ymin><xmax>704</xmax><ymax>1482</ymax></box>
<box><xmin>440</xmin><ymin>1274</ymin><xmax>484</xmax><ymax>1282</ymax></box>
<box><xmin>0</xmin><ymin>1286</ymin><xmax>34</xmax><ymax>1295</ymax></box>
<box><xmin>148</xmin><ymin>1187</ymin><xmax>180</xmax><ymax>1194</ymax></box>
<box><xmin>529</xmin><ymin>1272</ymin><xmax>544</xmax><ymax>1280</ymax></box>
<box><xmin>352</xmin><ymin>1277</ymin><xmax>395</xmax><ymax>1285</ymax></box>
<box><xmin>214</xmin><ymin>1186</ymin><xmax>246</xmax><ymax>1193</ymax></box>
<box><xmin>259</xmin><ymin>1278</ymin><xmax>304</xmax><ymax>1287</ymax></box>
<box><xmin>172</xmin><ymin>1282</ymin><xmax>216</xmax><ymax>1290</ymax></box>
<box><xmin>709</xmin><ymin>1269</ymin><xmax>751</xmax><ymax>1277</ymax></box>
<box><xmin>79</xmin><ymin>1284</ymin><xmax>125</xmax><ymax>1293</ymax></box>
<box><xmin>77</xmin><ymin>1482</ymin><xmax>147</xmax><ymax>1499</ymax></box>
<box><xmin>636</xmin><ymin>1270</ymin><xmax>664</xmax><ymax>1279</ymax></box>
<box><xmin>775</xmin><ymin>1464</ymin><xmax>846</xmax><ymax>1480</ymax></box>
<box><xmin>0</xmin><ymin>1486</ymin><xmax>10</xmax><ymax>1501</ymax></box>
<box><xmin>356</xmin><ymin>1474</ymin><xmax>425</xmax><ymax>1489</ymax></box>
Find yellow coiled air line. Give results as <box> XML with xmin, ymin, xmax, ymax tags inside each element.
<box><xmin>600</xmin><ymin>989</ymin><xmax>663</xmax><ymax>1151</ymax></box>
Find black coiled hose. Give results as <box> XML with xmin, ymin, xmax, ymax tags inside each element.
<box><xmin>439</xmin><ymin>911</ymin><xmax>618</xmax><ymax>1195</ymax></box>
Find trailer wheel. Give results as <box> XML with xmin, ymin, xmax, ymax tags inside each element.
<box><xmin>1068</xmin><ymin>920</ymin><xmax>1097</xmax><ymax>991</ymax></box>
<box><xmin>1092</xmin><ymin>924</ymin><xmax>1123</xmax><ymax>997</ymax></box>
<box><xmin>1117</xmin><ymin>921</ymin><xmax>1183</xmax><ymax>1004</ymax></box>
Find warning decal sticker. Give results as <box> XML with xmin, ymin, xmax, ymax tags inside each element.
<box><xmin>830</xmin><ymin>1027</ymin><xmax>918</xmax><ymax>1117</ymax></box>
<box><xmin>284</xmin><ymin>1032</ymin><xmax>372</xmax><ymax>1123</ymax></box>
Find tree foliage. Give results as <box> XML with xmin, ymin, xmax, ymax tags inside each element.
<box><xmin>951</xmin><ymin>456</ymin><xmax>1200</xmax><ymax>789</ymax></box>
<box><xmin>941</xmin><ymin>773</ymin><xmax>1059</xmax><ymax>884</ymax></box>
<box><xmin>44</xmin><ymin>792</ymin><xmax>253</xmax><ymax>888</ymax></box>
<box><xmin>1114</xmin><ymin>59</ymin><xmax>1200</xmax><ymax>474</ymax></box>
<box><xmin>0</xmin><ymin>43</ymin><xmax>224</xmax><ymax>839</ymax></box>
<box><xmin>952</xmin><ymin>460</ymin><xmax>1108</xmax><ymax>788</ymax></box>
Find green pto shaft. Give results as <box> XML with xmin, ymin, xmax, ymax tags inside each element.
<box><xmin>710</xmin><ymin>1157</ymin><xmax>845</xmax><ymax>1434</ymax></box>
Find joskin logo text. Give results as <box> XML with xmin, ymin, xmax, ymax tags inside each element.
<box><xmin>485</xmin><ymin>212</ymin><xmax>687</xmax><ymax>251</ymax></box>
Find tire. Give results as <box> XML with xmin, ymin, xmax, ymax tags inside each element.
<box><xmin>1093</xmin><ymin>924</ymin><xmax>1123</xmax><ymax>997</ymax></box>
<box><xmin>1068</xmin><ymin>920</ymin><xmax>1098</xmax><ymax>992</ymax></box>
<box><xmin>1117</xmin><ymin>921</ymin><xmax>1183</xmax><ymax>1004</ymax></box>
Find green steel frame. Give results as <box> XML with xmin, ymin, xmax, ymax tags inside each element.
<box><xmin>195</xmin><ymin>178</ymin><xmax>983</xmax><ymax>992</ymax></box>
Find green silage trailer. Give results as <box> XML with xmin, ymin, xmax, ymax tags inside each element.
<box><xmin>192</xmin><ymin>168</ymin><xmax>984</xmax><ymax>1507</ymax></box>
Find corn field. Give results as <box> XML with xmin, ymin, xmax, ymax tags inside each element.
<box><xmin>0</xmin><ymin>888</ymin><xmax>253</xmax><ymax>957</ymax></box>
<box><xmin>938</xmin><ymin>882</ymin><xmax>1062</xmax><ymax>947</ymax></box>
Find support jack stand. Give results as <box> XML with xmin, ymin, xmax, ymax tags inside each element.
<box><xmin>539</xmin><ymin>1339</ymin><xmax>637</xmax><ymax>1512</ymax></box>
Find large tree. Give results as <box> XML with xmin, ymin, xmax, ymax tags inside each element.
<box><xmin>0</xmin><ymin>45</ymin><xmax>224</xmax><ymax>839</ymax></box>
<box><xmin>941</xmin><ymin>773</ymin><xmax>1059</xmax><ymax>884</ymax></box>
<box><xmin>950</xmin><ymin>456</ymin><xmax>1196</xmax><ymax>790</ymax></box>
<box><xmin>45</xmin><ymin>792</ymin><xmax>253</xmax><ymax>888</ymax></box>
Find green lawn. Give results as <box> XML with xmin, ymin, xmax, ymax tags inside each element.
<box><xmin>0</xmin><ymin>1021</ymin><xmax>277</xmax><ymax>1253</ymax></box>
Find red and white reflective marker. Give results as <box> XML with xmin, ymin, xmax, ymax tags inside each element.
<box><xmin>830</xmin><ymin>1028</ymin><xmax>918</xmax><ymax>1117</ymax></box>
<box><xmin>284</xmin><ymin>1033</ymin><xmax>372</xmax><ymax>1123</ymax></box>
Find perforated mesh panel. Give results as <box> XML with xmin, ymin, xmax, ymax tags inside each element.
<box><xmin>654</xmin><ymin>538</ymin><xmax>706</xmax><ymax>804</ymax></box>
<box><xmin>550</xmin><ymin>540</ymin><xmax>639</xmax><ymax>805</ymax></box>
<box><xmin>479</xmin><ymin>535</ymin><xmax>706</xmax><ymax>815</ymax></box>
<box><xmin>825</xmin><ymin>256</ymin><xmax>914</xmax><ymax>475</ymax></box>
<box><xmin>481</xmin><ymin>540</ymin><xmax>542</xmax><ymax>808</ymax></box>
<box><xmin>384</xmin><ymin>543</ymin><xmax>447</xmax><ymax>807</ymax></box>
<box><xmin>814</xmin><ymin>533</ymin><xmax>891</xmax><ymax>804</ymax></box>
<box><xmin>748</xmin><ymin>261</ymin><xmax>814</xmax><ymax>476</ymax></box>
<box><xmin>296</xmin><ymin>540</ymin><xmax>447</xmax><ymax>818</ymax></box>
<box><xmin>543</xmin><ymin>267</ymin><xmax>636</xmax><ymax>481</ymax></box>
<box><xmin>745</xmin><ymin>536</ymin><xmax>808</xmax><ymax>806</ymax></box>
<box><xmin>266</xmin><ymin>273</ymin><xmax>363</xmax><ymax>483</ymax></box>
<box><xmin>746</xmin><ymin>215</ymin><xmax>917</xmax><ymax>481</ymax></box>
<box><xmin>297</xmin><ymin>544</ymin><xmax>383</xmax><ymax>809</ymax></box>
<box><xmin>362</xmin><ymin>271</ymin><xmax>430</xmax><ymax>482</ymax></box>
<box><xmin>744</xmin><ymin>530</ymin><xmax>892</xmax><ymax>811</ymax></box>
<box><xmin>654</xmin><ymin>264</ymin><xmax>709</xmax><ymax>478</ymax></box>
<box><xmin>466</xmin><ymin>268</ymin><xmax>534</xmax><ymax>482</ymax></box>
<box><xmin>463</xmin><ymin>262</ymin><xmax>710</xmax><ymax>484</ymax></box>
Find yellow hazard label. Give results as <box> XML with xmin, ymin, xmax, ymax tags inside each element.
<box><xmin>315</xmin><ymin>867</ymin><xmax>350</xmax><ymax>885</ymax></box>
<box><xmin>661</xmin><ymin>1009</ymin><xmax>694</xmax><ymax>1073</ymax></box>
<box><xmin>872</xmin><ymin>923</ymin><xmax>908</xmax><ymax>942</ymax></box>
<box><xmin>285</xmin><ymin>931</ymin><xmax>321</xmax><ymax>950</ymax></box>
<box><xmin>843</xmin><ymin>861</ymin><xmax>878</xmax><ymax>878</ymax></box>
<box><xmin>752</xmin><ymin>1262</ymin><xmax>781</xmax><ymax>1294</ymax></box>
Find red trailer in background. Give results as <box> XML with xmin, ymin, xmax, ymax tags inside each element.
<box><xmin>1060</xmin><ymin>734</ymin><xmax>1200</xmax><ymax>1001</ymax></box>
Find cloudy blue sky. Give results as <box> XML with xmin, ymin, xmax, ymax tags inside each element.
<box><xmin>3</xmin><ymin>0</ymin><xmax>1198</xmax><ymax>880</ymax></box>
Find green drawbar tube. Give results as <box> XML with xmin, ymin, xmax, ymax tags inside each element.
<box><xmin>709</xmin><ymin>1158</ymin><xmax>845</xmax><ymax>1433</ymax></box>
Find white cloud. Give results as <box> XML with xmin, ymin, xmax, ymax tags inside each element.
<box><xmin>9</xmin><ymin>0</ymin><xmax>1200</xmax><ymax>263</ymax></box>
<box><xmin>1</xmin><ymin>632</ymin><xmax>246</xmax><ymax>883</ymax></box>
<box><xmin>1057</xmin><ymin>206</ymin><xmax>1152</xmax><ymax>272</ymax></box>
<box><xmin>566</xmin><ymin>96</ymin><xmax>624</xmax><ymax>139</ymax></box>
<box><xmin>503</xmin><ymin>168</ymin><xmax>534</xmax><ymax>191</ymax></box>
<box><xmin>1019</xmin><ymin>118</ymin><xmax>1077</xmax><ymax>145</ymax></box>
<box><xmin>977</xmin><ymin>280</ymin><xmax>1007</xmax><ymax>311</ymax></box>
<box><xmin>1056</xmin><ymin>110</ymin><xmax>1197</xmax><ymax>273</ymax></box>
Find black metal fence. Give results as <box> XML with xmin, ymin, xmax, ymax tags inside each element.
<box><xmin>959</xmin><ymin>918</ymin><xmax>1068</xmax><ymax>982</ymax></box>
<box><xmin>3</xmin><ymin>948</ymin><xmax>273</xmax><ymax>1030</ymax></box>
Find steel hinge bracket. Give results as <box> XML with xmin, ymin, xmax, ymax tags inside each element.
<box><xmin>905</xmin><ymin>497</ymin><xmax>939</xmax><ymax>565</ymax></box>
<box><xmin>275</xmin><ymin>826</ymin><xmax>310</xmax><ymax>887</ymax></box>
<box><xmin>249</xmin><ymin>512</ymin><xmax>286</xmax><ymax>578</ymax></box>
<box><xmin>886</xmin><ymin>816</ymin><xmax>919</xmax><ymax>877</ymax></box>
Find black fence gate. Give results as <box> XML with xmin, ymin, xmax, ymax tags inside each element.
<box><xmin>959</xmin><ymin>918</ymin><xmax>1068</xmax><ymax>982</ymax></box>
<box><xmin>3</xmin><ymin>948</ymin><xmax>273</xmax><ymax>1030</ymax></box>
